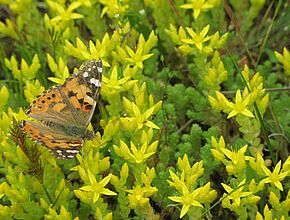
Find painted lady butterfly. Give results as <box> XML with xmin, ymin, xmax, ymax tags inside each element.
<box><xmin>21</xmin><ymin>60</ymin><xmax>102</xmax><ymax>159</ymax></box>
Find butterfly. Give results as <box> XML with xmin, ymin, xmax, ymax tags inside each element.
<box><xmin>21</xmin><ymin>60</ymin><xmax>102</xmax><ymax>159</ymax></box>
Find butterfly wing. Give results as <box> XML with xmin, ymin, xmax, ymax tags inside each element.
<box><xmin>59</xmin><ymin>59</ymin><xmax>102</xmax><ymax>127</ymax></box>
<box><xmin>22</xmin><ymin>120</ymin><xmax>83</xmax><ymax>159</ymax></box>
<box><xmin>22</xmin><ymin>60</ymin><xmax>102</xmax><ymax>158</ymax></box>
<box><xmin>26</xmin><ymin>60</ymin><xmax>102</xmax><ymax>128</ymax></box>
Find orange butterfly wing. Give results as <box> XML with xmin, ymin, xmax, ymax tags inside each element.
<box><xmin>22</xmin><ymin>60</ymin><xmax>102</xmax><ymax>159</ymax></box>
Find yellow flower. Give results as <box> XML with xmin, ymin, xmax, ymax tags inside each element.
<box><xmin>125</xmin><ymin>46</ymin><xmax>153</xmax><ymax>69</ymax></box>
<box><xmin>182</xmin><ymin>25</ymin><xmax>212</xmax><ymax>50</ymax></box>
<box><xmin>102</xmin><ymin>66</ymin><xmax>136</xmax><ymax>97</ymax></box>
<box><xmin>227</xmin><ymin>89</ymin><xmax>255</xmax><ymax>118</ymax></box>
<box><xmin>121</xmin><ymin>100</ymin><xmax>159</xmax><ymax>130</ymax></box>
<box><xmin>127</xmin><ymin>184</ymin><xmax>158</xmax><ymax>209</ymax></box>
<box><xmin>221</xmin><ymin>179</ymin><xmax>252</xmax><ymax>210</ymax></box>
<box><xmin>100</xmin><ymin>0</ymin><xmax>128</xmax><ymax>18</ymax></box>
<box><xmin>113</xmin><ymin>140</ymin><xmax>157</xmax><ymax>164</ymax></box>
<box><xmin>47</xmin><ymin>1</ymin><xmax>83</xmax><ymax>23</ymax></box>
<box><xmin>103</xmin><ymin>66</ymin><xmax>129</xmax><ymax>90</ymax></box>
<box><xmin>78</xmin><ymin>171</ymin><xmax>116</xmax><ymax>203</ymax></box>
<box><xmin>260</xmin><ymin>161</ymin><xmax>288</xmax><ymax>191</ymax></box>
<box><xmin>208</xmin><ymin>90</ymin><xmax>231</xmax><ymax>112</ymax></box>
<box><xmin>220</xmin><ymin>145</ymin><xmax>248</xmax><ymax>175</ymax></box>
<box><xmin>180</xmin><ymin>0</ymin><xmax>213</xmax><ymax>19</ymax></box>
<box><xmin>167</xmin><ymin>170</ymin><xmax>185</xmax><ymax>193</ymax></box>
<box><xmin>169</xmin><ymin>183</ymin><xmax>203</xmax><ymax>218</ymax></box>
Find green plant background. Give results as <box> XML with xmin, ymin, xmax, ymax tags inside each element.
<box><xmin>0</xmin><ymin>0</ymin><xmax>290</xmax><ymax>219</ymax></box>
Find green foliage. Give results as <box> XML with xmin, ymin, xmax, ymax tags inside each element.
<box><xmin>0</xmin><ymin>0</ymin><xmax>290</xmax><ymax>219</ymax></box>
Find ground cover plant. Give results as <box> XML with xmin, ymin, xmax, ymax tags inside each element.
<box><xmin>0</xmin><ymin>0</ymin><xmax>290</xmax><ymax>219</ymax></box>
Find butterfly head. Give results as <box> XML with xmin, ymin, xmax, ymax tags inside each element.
<box><xmin>84</xmin><ymin>129</ymin><xmax>95</xmax><ymax>140</ymax></box>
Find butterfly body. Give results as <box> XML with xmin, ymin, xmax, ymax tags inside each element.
<box><xmin>22</xmin><ymin>60</ymin><xmax>102</xmax><ymax>159</ymax></box>
<box><xmin>42</xmin><ymin>121</ymin><xmax>93</xmax><ymax>139</ymax></box>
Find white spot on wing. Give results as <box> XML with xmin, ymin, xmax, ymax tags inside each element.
<box><xmin>89</xmin><ymin>78</ymin><xmax>101</xmax><ymax>87</ymax></box>
<box><xmin>97</xmin><ymin>66</ymin><xmax>102</xmax><ymax>73</ymax></box>
<box><xmin>92</xmin><ymin>65</ymin><xmax>96</xmax><ymax>69</ymax></box>
<box><xmin>67</xmin><ymin>155</ymin><xmax>75</xmax><ymax>158</ymax></box>
<box><xmin>66</xmin><ymin>149</ymin><xmax>79</xmax><ymax>154</ymax></box>
<box><xmin>83</xmin><ymin>72</ymin><xmax>89</xmax><ymax>77</ymax></box>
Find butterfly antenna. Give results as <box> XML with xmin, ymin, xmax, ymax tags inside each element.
<box><xmin>97</xmin><ymin>99</ymin><xmax>107</xmax><ymax>119</ymax></box>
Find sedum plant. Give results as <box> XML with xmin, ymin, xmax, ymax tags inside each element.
<box><xmin>0</xmin><ymin>0</ymin><xmax>289</xmax><ymax>219</ymax></box>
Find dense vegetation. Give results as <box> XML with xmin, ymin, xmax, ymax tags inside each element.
<box><xmin>0</xmin><ymin>0</ymin><xmax>289</xmax><ymax>219</ymax></box>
